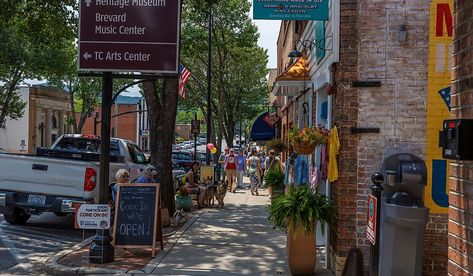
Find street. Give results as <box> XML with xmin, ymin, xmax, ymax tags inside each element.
<box><xmin>0</xmin><ymin>213</ymin><xmax>92</xmax><ymax>275</ymax></box>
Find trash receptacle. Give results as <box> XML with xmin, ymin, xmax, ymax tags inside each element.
<box><xmin>378</xmin><ymin>153</ymin><xmax>429</xmax><ymax>276</ymax></box>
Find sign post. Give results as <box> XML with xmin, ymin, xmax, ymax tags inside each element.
<box><xmin>78</xmin><ymin>0</ymin><xmax>180</xmax><ymax>264</ymax></box>
<box><xmin>191</xmin><ymin>114</ymin><xmax>200</xmax><ymax>160</ymax></box>
<box><xmin>369</xmin><ymin>173</ymin><xmax>384</xmax><ymax>276</ymax></box>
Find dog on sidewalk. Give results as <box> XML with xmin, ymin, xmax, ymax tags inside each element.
<box><xmin>205</xmin><ymin>180</ymin><xmax>228</xmax><ymax>208</ymax></box>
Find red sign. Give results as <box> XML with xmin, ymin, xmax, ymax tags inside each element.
<box><xmin>366</xmin><ymin>194</ymin><xmax>377</xmax><ymax>245</ymax></box>
<box><xmin>78</xmin><ymin>0</ymin><xmax>181</xmax><ymax>73</ymax></box>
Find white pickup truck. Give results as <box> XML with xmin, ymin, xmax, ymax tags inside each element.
<box><xmin>0</xmin><ymin>134</ymin><xmax>150</xmax><ymax>224</ymax></box>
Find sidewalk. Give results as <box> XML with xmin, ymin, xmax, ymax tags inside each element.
<box><xmin>45</xmin><ymin>181</ymin><xmax>333</xmax><ymax>275</ymax></box>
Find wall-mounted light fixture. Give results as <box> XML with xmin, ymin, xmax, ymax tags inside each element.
<box><xmin>398</xmin><ymin>24</ymin><xmax>407</xmax><ymax>42</ymax></box>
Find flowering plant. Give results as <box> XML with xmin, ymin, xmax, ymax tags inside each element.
<box><xmin>288</xmin><ymin>125</ymin><xmax>329</xmax><ymax>148</ymax></box>
<box><xmin>176</xmin><ymin>186</ymin><xmax>191</xmax><ymax>196</ymax></box>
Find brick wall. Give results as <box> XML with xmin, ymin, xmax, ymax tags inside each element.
<box><xmin>330</xmin><ymin>0</ymin><xmax>360</xmax><ymax>273</ymax></box>
<box><xmin>330</xmin><ymin>0</ymin><xmax>449</xmax><ymax>274</ymax></box>
<box><xmin>81</xmin><ymin>104</ymin><xmax>138</xmax><ymax>142</ymax></box>
<box><xmin>449</xmin><ymin>1</ymin><xmax>473</xmax><ymax>274</ymax></box>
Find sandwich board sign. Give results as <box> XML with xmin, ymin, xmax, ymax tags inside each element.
<box><xmin>78</xmin><ymin>0</ymin><xmax>181</xmax><ymax>73</ymax></box>
<box><xmin>113</xmin><ymin>183</ymin><xmax>163</xmax><ymax>257</ymax></box>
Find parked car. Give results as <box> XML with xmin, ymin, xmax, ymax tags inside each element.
<box><xmin>172</xmin><ymin>150</ymin><xmax>194</xmax><ymax>170</ymax></box>
<box><xmin>196</xmin><ymin>151</ymin><xmax>208</xmax><ymax>163</ymax></box>
<box><xmin>0</xmin><ymin>134</ymin><xmax>149</xmax><ymax>224</ymax></box>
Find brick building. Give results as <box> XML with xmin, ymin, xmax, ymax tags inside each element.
<box><xmin>272</xmin><ymin>0</ymin><xmax>452</xmax><ymax>274</ymax></box>
<box><xmin>448</xmin><ymin>1</ymin><xmax>473</xmax><ymax>274</ymax></box>
<box><xmin>81</xmin><ymin>95</ymin><xmax>141</xmax><ymax>143</ymax></box>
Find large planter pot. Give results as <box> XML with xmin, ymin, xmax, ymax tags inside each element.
<box><xmin>287</xmin><ymin>223</ymin><xmax>317</xmax><ymax>275</ymax></box>
<box><xmin>270</xmin><ymin>187</ymin><xmax>284</xmax><ymax>201</ymax></box>
<box><xmin>175</xmin><ymin>195</ymin><xmax>193</xmax><ymax>212</ymax></box>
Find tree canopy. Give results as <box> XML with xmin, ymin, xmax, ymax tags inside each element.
<box><xmin>179</xmin><ymin>0</ymin><xmax>269</xmax><ymax>148</ymax></box>
<box><xmin>0</xmin><ymin>0</ymin><xmax>77</xmax><ymax>126</ymax></box>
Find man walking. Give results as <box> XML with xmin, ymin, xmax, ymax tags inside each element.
<box><xmin>218</xmin><ymin>147</ymin><xmax>229</xmax><ymax>181</ymax></box>
<box><xmin>236</xmin><ymin>150</ymin><xmax>247</xmax><ymax>189</ymax></box>
<box><xmin>224</xmin><ymin>148</ymin><xmax>237</xmax><ymax>193</ymax></box>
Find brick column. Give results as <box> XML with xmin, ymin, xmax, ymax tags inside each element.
<box><xmin>330</xmin><ymin>0</ymin><xmax>359</xmax><ymax>274</ymax></box>
<box><xmin>449</xmin><ymin>1</ymin><xmax>473</xmax><ymax>275</ymax></box>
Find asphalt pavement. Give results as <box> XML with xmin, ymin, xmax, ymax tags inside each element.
<box><xmin>0</xmin><ymin>212</ymin><xmax>92</xmax><ymax>275</ymax></box>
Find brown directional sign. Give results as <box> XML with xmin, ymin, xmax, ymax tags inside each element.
<box><xmin>78</xmin><ymin>0</ymin><xmax>180</xmax><ymax>73</ymax></box>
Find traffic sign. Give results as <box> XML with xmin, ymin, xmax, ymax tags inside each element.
<box><xmin>78</xmin><ymin>0</ymin><xmax>181</xmax><ymax>73</ymax></box>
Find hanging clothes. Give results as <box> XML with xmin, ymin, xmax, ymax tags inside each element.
<box><xmin>309</xmin><ymin>165</ymin><xmax>319</xmax><ymax>189</ymax></box>
<box><xmin>328</xmin><ymin>125</ymin><xmax>340</xmax><ymax>182</ymax></box>
<box><xmin>293</xmin><ymin>155</ymin><xmax>308</xmax><ymax>185</ymax></box>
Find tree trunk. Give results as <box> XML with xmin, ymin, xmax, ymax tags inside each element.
<box><xmin>143</xmin><ymin>78</ymin><xmax>178</xmax><ymax>215</ymax></box>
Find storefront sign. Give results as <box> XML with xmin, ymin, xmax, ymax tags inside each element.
<box><xmin>425</xmin><ymin>0</ymin><xmax>453</xmax><ymax>213</ymax></box>
<box><xmin>75</xmin><ymin>204</ymin><xmax>111</xmax><ymax>229</ymax></box>
<box><xmin>78</xmin><ymin>0</ymin><xmax>180</xmax><ymax>73</ymax></box>
<box><xmin>315</xmin><ymin>21</ymin><xmax>326</xmax><ymax>64</ymax></box>
<box><xmin>366</xmin><ymin>194</ymin><xmax>377</xmax><ymax>245</ymax></box>
<box><xmin>191</xmin><ymin>120</ymin><xmax>201</xmax><ymax>135</ymax></box>
<box><xmin>253</xmin><ymin>0</ymin><xmax>329</xmax><ymax>21</ymax></box>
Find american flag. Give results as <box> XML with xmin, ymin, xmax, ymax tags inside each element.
<box><xmin>178</xmin><ymin>64</ymin><xmax>191</xmax><ymax>99</ymax></box>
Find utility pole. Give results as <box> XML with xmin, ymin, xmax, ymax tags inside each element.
<box><xmin>206</xmin><ymin>2</ymin><xmax>213</xmax><ymax>166</ymax></box>
<box><xmin>89</xmin><ymin>72</ymin><xmax>114</xmax><ymax>263</ymax></box>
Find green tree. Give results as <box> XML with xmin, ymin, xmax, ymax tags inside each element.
<box><xmin>0</xmin><ymin>0</ymin><xmax>76</xmax><ymax>126</ymax></box>
<box><xmin>179</xmin><ymin>0</ymin><xmax>268</xmax><ymax>149</ymax></box>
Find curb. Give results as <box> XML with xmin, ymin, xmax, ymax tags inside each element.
<box><xmin>43</xmin><ymin>208</ymin><xmax>206</xmax><ymax>275</ymax></box>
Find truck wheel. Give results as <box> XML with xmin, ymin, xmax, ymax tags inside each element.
<box><xmin>3</xmin><ymin>208</ymin><xmax>31</xmax><ymax>224</ymax></box>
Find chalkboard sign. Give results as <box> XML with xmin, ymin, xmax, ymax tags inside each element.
<box><xmin>113</xmin><ymin>183</ymin><xmax>163</xmax><ymax>257</ymax></box>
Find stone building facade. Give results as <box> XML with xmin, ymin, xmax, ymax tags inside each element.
<box><xmin>448</xmin><ymin>1</ymin><xmax>473</xmax><ymax>274</ymax></box>
<box><xmin>0</xmin><ymin>85</ymin><xmax>73</xmax><ymax>153</ymax></box>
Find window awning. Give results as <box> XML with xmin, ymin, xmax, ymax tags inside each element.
<box><xmin>272</xmin><ymin>56</ymin><xmax>311</xmax><ymax>96</ymax></box>
<box><xmin>250</xmin><ymin>112</ymin><xmax>275</xmax><ymax>141</ymax></box>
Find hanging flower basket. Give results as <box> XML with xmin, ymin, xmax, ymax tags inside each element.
<box><xmin>288</xmin><ymin>125</ymin><xmax>329</xmax><ymax>155</ymax></box>
<box><xmin>292</xmin><ymin>142</ymin><xmax>315</xmax><ymax>155</ymax></box>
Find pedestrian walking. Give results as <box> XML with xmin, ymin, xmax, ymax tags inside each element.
<box><xmin>264</xmin><ymin>150</ymin><xmax>283</xmax><ymax>173</ymax></box>
<box><xmin>236</xmin><ymin>150</ymin><xmax>247</xmax><ymax>189</ymax></box>
<box><xmin>218</xmin><ymin>147</ymin><xmax>229</xmax><ymax>181</ymax></box>
<box><xmin>260</xmin><ymin>151</ymin><xmax>267</xmax><ymax>181</ymax></box>
<box><xmin>225</xmin><ymin>148</ymin><xmax>238</xmax><ymax>193</ymax></box>
<box><xmin>247</xmin><ymin>149</ymin><xmax>262</xmax><ymax>196</ymax></box>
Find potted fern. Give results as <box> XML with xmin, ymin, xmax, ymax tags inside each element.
<box><xmin>268</xmin><ymin>185</ymin><xmax>337</xmax><ymax>275</ymax></box>
<box><xmin>263</xmin><ymin>168</ymin><xmax>285</xmax><ymax>200</ymax></box>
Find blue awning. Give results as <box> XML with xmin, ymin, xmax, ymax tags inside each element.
<box><xmin>250</xmin><ymin>112</ymin><xmax>275</xmax><ymax>141</ymax></box>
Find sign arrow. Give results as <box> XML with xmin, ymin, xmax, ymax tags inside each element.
<box><xmin>83</xmin><ymin>52</ymin><xmax>92</xmax><ymax>60</ymax></box>
<box><xmin>84</xmin><ymin>0</ymin><xmax>92</xmax><ymax>7</ymax></box>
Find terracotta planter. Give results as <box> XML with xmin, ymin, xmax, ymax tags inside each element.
<box><xmin>287</xmin><ymin>223</ymin><xmax>317</xmax><ymax>275</ymax></box>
